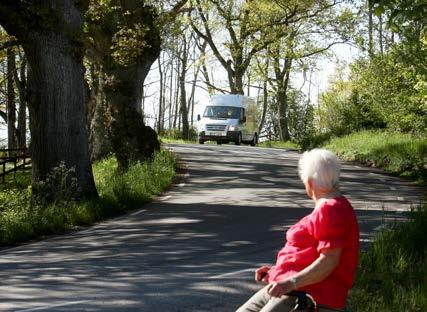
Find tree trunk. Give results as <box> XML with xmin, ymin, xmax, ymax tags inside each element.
<box><xmin>86</xmin><ymin>1</ymin><xmax>161</xmax><ymax>171</ymax></box>
<box><xmin>16</xmin><ymin>53</ymin><xmax>27</xmax><ymax>149</ymax></box>
<box><xmin>258</xmin><ymin>79</ymin><xmax>268</xmax><ymax>134</ymax></box>
<box><xmin>157</xmin><ymin>56</ymin><xmax>164</xmax><ymax>134</ymax></box>
<box><xmin>88</xmin><ymin>63</ymin><xmax>112</xmax><ymax>161</ymax></box>
<box><xmin>6</xmin><ymin>47</ymin><xmax>17</xmax><ymax>153</ymax></box>
<box><xmin>188</xmin><ymin>64</ymin><xmax>200</xmax><ymax>127</ymax></box>
<box><xmin>275</xmin><ymin>57</ymin><xmax>292</xmax><ymax>142</ymax></box>
<box><xmin>104</xmin><ymin>63</ymin><xmax>160</xmax><ymax>171</ymax></box>
<box><xmin>379</xmin><ymin>13</ymin><xmax>383</xmax><ymax>55</ymax></box>
<box><xmin>179</xmin><ymin>35</ymin><xmax>190</xmax><ymax>140</ymax></box>
<box><xmin>25</xmin><ymin>30</ymin><xmax>97</xmax><ymax>199</ymax></box>
<box><xmin>173</xmin><ymin>60</ymin><xmax>180</xmax><ymax>129</ymax></box>
<box><xmin>168</xmin><ymin>58</ymin><xmax>174</xmax><ymax>129</ymax></box>
<box><xmin>0</xmin><ymin>1</ymin><xmax>98</xmax><ymax>201</ymax></box>
<box><xmin>368</xmin><ymin>0</ymin><xmax>374</xmax><ymax>57</ymax></box>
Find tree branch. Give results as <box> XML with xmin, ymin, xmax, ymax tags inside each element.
<box><xmin>190</xmin><ymin>1</ymin><xmax>230</xmax><ymax>70</ymax></box>
<box><xmin>0</xmin><ymin>1</ymin><xmax>27</xmax><ymax>38</ymax></box>
<box><xmin>163</xmin><ymin>0</ymin><xmax>189</xmax><ymax>19</ymax></box>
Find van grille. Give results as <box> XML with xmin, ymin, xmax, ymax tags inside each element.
<box><xmin>206</xmin><ymin>124</ymin><xmax>227</xmax><ymax>131</ymax></box>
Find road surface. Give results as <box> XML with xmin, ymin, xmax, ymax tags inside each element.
<box><xmin>0</xmin><ymin>143</ymin><xmax>424</xmax><ymax>311</ymax></box>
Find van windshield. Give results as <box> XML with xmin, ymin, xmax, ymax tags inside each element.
<box><xmin>203</xmin><ymin>106</ymin><xmax>241</xmax><ymax>119</ymax></box>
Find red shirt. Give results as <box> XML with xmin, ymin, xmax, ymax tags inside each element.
<box><xmin>267</xmin><ymin>196</ymin><xmax>359</xmax><ymax>309</ymax></box>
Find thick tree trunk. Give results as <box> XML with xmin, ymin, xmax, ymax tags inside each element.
<box><xmin>86</xmin><ymin>1</ymin><xmax>161</xmax><ymax>170</ymax></box>
<box><xmin>234</xmin><ymin>70</ymin><xmax>245</xmax><ymax>95</ymax></box>
<box><xmin>25</xmin><ymin>30</ymin><xmax>97</xmax><ymax>199</ymax></box>
<box><xmin>104</xmin><ymin>63</ymin><xmax>160</xmax><ymax>171</ymax></box>
<box><xmin>0</xmin><ymin>1</ymin><xmax>98</xmax><ymax>200</ymax></box>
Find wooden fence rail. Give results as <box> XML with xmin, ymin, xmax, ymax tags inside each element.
<box><xmin>0</xmin><ymin>148</ymin><xmax>31</xmax><ymax>183</ymax></box>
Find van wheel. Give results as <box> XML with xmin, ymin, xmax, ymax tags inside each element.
<box><xmin>250</xmin><ymin>134</ymin><xmax>258</xmax><ymax>146</ymax></box>
<box><xmin>235</xmin><ymin>133</ymin><xmax>242</xmax><ymax>145</ymax></box>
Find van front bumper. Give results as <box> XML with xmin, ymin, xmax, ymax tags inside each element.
<box><xmin>199</xmin><ymin>131</ymin><xmax>240</xmax><ymax>141</ymax></box>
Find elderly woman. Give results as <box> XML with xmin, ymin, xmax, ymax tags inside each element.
<box><xmin>236</xmin><ymin>149</ymin><xmax>359</xmax><ymax>312</ymax></box>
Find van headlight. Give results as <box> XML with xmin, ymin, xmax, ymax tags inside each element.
<box><xmin>228</xmin><ymin>125</ymin><xmax>237</xmax><ymax>131</ymax></box>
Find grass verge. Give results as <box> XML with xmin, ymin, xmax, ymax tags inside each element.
<box><xmin>257</xmin><ymin>140</ymin><xmax>300</xmax><ymax>149</ymax></box>
<box><xmin>349</xmin><ymin>205</ymin><xmax>427</xmax><ymax>311</ymax></box>
<box><xmin>0</xmin><ymin>149</ymin><xmax>176</xmax><ymax>247</ymax></box>
<box><xmin>159</xmin><ymin>137</ymin><xmax>197</xmax><ymax>144</ymax></box>
<box><xmin>324</xmin><ymin>130</ymin><xmax>427</xmax><ymax>183</ymax></box>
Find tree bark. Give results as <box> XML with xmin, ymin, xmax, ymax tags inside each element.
<box><xmin>15</xmin><ymin>52</ymin><xmax>27</xmax><ymax>149</ymax></box>
<box><xmin>258</xmin><ymin>79</ymin><xmax>268</xmax><ymax>135</ymax></box>
<box><xmin>87</xmin><ymin>1</ymin><xmax>161</xmax><ymax>170</ymax></box>
<box><xmin>273</xmin><ymin>50</ymin><xmax>292</xmax><ymax>141</ymax></box>
<box><xmin>6</xmin><ymin>47</ymin><xmax>17</xmax><ymax>153</ymax></box>
<box><xmin>0</xmin><ymin>1</ymin><xmax>98</xmax><ymax>200</ymax></box>
<box><xmin>179</xmin><ymin>34</ymin><xmax>190</xmax><ymax>140</ymax></box>
<box><xmin>88</xmin><ymin>63</ymin><xmax>112</xmax><ymax>161</ymax></box>
<box><xmin>157</xmin><ymin>56</ymin><xmax>164</xmax><ymax>133</ymax></box>
<box><xmin>103</xmin><ymin>63</ymin><xmax>160</xmax><ymax>170</ymax></box>
<box><xmin>368</xmin><ymin>0</ymin><xmax>374</xmax><ymax>57</ymax></box>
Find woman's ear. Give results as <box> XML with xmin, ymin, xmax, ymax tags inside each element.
<box><xmin>305</xmin><ymin>178</ymin><xmax>314</xmax><ymax>198</ymax></box>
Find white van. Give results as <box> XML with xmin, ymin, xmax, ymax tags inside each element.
<box><xmin>196</xmin><ymin>94</ymin><xmax>258</xmax><ymax>146</ymax></box>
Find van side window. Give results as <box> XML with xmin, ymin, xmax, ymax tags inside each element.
<box><xmin>240</xmin><ymin>108</ymin><xmax>245</xmax><ymax>121</ymax></box>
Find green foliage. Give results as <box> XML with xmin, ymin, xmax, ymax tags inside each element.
<box><xmin>160</xmin><ymin>128</ymin><xmax>198</xmax><ymax>142</ymax></box>
<box><xmin>257</xmin><ymin>140</ymin><xmax>299</xmax><ymax>149</ymax></box>
<box><xmin>111</xmin><ymin>23</ymin><xmax>150</xmax><ymax>66</ymax></box>
<box><xmin>288</xmin><ymin>99</ymin><xmax>317</xmax><ymax>150</ymax></box>
<box><xmin>325</xmin><ymin>130</ymin><xmax>427</xmax><ymax>182</ymax></box>
<box><xmin>319</xmin><ymin>51</ymin><xmax>426</xmax><ymax>136</ymax></box>
<box><xmin>0</xmin><ymin>150</ymin><xmax>176</xmax><ymax>246</ymax></box>
<box><xmin>96</xmin><ymin>149</ymin><xmax>176</xmax><ymax>205</ymax></box>
<box><xmin>32</xmin><ymin>162</ymin><xmax>78</xmax><ymax>205</ymax></box>
<box><xmin>349</xmin><ymin>205</ymin><xmax>427</xmax><ymax>311</ymax></box>
<box><xmin>86</xmin><ymin>0</ymin><xmax>159</xmax><ymax>67</ymax></box>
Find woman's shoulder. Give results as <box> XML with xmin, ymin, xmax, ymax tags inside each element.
<box><xmin>314</xmin><ymin>196</ymin><xmax>355</xmax><ymax>220</ymax></box>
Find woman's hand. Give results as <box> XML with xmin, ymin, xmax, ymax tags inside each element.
<box><xmin>255</xmin><ymin>266</ymin><xmax>271</xmax><ymax>284</ymax></box>
<box><xmin>267</xmin><ymin>279</ymin><xmax>296</xmax><ymax>297</ymax></box>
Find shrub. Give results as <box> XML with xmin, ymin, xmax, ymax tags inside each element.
<box><xmin>0</xmin><ymin>149</ymin><xmax>176</xmax><ymax>246</ymax></box>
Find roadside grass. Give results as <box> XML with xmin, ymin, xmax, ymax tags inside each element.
<box><xmin>160</xmin><ymin>136</ymin><xmax>197</xmax><ymax>144</ymax></box>
<box><xmin>348</xmin><ymin>204</ymin><xmax>427</xmax><ymax>311</ymax></box>
<box><xmin>324</xmin><ymin>130</ymin><xmax>427</xmax><ymax>183</ymax></box>
<box><xmin>0</xmin><ymin>149</ymin><xmax>176</xmax><ymax>247</ymax></box>
<box><xmin>159</xmin><ymin>135</ymin><xmax>301</xmax><ymax>150</ymax></box>
<box><xmin>257</xmin><ymin>140</ymin><xmax>300</xmax><ymax>149</ymax></box>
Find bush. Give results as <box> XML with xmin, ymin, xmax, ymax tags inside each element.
<box><xmin>0</xmin><ymin>149</ymin><xmax>176</xmax><ymax>246</ymax></box>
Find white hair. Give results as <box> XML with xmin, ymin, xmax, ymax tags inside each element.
<box><xmin>298</xmin><ymin>149</ymin><xmax>341</xmax><ymax>190</ymax></box>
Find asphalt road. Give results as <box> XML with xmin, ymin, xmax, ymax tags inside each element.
<box><xmin>0</xmin><ymin>143</ymin><xmax>424</xmax><ymax>311</ymax></box>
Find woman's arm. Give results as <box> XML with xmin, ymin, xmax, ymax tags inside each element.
<box><xmin>267</xmin><ymin>248</ymin><xmax>342</xmax><ymax>297</ymax></box>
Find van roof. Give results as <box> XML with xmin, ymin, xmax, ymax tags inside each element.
<box><xmin>209</xmin><ymin>94</ymin><xmax>251</xmax><ymax>107</ymax></box>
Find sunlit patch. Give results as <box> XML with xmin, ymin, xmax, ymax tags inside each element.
<box><xmin>142</xmin><ymin>217</ymin><xmax>202</xmax><ymax>225</ymax></box>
